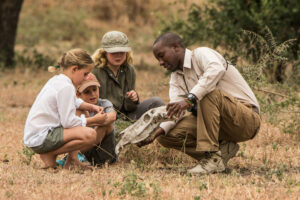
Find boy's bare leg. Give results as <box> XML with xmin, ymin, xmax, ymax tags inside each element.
<box><xmin>95</xmin><ymin>124</ymin><xmax>114</xmax><ymax>144</ymax></box>
<box><xmin>39</xmin><ymin>126</ymin><xmax>96</xmax><ymax>169</ymax></box>
<box><xmin>64</xmin><ymin>150</ymin><xmax>93</xmax><ymax>170</ymax></box>
<box><xmin>105</xmin><ymin>124</ymin><xmax>114</xmax><ymax>135</ymax></box>
<box><xmin>95</xmin><ymin>126</ymin><xmax>107</xmax><ymax>144</ymax></box>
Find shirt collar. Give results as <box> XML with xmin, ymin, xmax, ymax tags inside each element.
<box><xmin>60</xmin><ymin>73</ymin><xmax>72</xmax><ymax>83</ymax></box>
<box><xmin>174</xmin><ymin>48</ymin><xmax>192</xmax><ymax>75</ymax></box>
<box><xmin>183</xmin><ymin>48</ymin><xmax>192</xmax><ymax>69</ymax></box>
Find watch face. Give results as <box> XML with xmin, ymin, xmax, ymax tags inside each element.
<box><xmin>187</xmin><ymin>93</ymin><xmax>197</xmax><ymax>104</ymax></box>
<box><xmin>187</xmin><ymin>94</ymin><xmax>194</xmax><ymax>100</ymax></box>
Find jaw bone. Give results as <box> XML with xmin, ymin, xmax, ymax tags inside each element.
<box><xmin>115</xmin><ymin>106</ymin><xmax>178</xmax><ymax>155</ymax></box>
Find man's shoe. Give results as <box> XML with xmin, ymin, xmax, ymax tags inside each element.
<box><xmin>219</xmin><ymin>141</ymin><xmax>239</xmax><ymax>165</ymax></box>
<box><xmin>187</xmin><ymin>151</ymin><xmax>225</xmax><ymax>174</ymax></box>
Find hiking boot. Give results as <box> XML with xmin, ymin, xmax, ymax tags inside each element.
<box><xmin>219</xmin><ymin>141</ymin><xmax>239</xmax><ymax>166</ymax></box>
<box><xmin>187</xmin><ymin>151</ymin><xmax>225</xmax><ymax>174</ymax></box>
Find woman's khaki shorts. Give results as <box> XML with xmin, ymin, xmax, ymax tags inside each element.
<box><xmin>30</xmin><ymin>127</ymin><xmax>64</xmax><ymax>154</ymax></box>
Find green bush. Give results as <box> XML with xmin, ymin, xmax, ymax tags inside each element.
<box><xmin>160</xmin><ymin>3</ymin><xmax>300</xmax><ymax>134</ymax></box>
<box><xmin>15</xmin><ymin>48</ymin><xmax>55</xmax><ymax>70</ymax></box>
<box><xmin>159</xmin><ymin>0</ymin><xmax>300</xmax><ymax>82</ymax></box>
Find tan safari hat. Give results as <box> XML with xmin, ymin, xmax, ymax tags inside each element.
<box><xmin>101</xmin><ymin>31</ymin><xmax>131</xmax><ymax>53</ymax></box>
<box><xmin>77</xmin><ymin>73</ymin><xmax>100</xmax><ymax>93</ymax></box>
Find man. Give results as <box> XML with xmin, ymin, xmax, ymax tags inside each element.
<box><xmin>138</xmin><ymin>32</ymin><xmax>261</xmax><ymax>174</ymax></box>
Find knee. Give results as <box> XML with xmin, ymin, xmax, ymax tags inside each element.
<box><xmin>157</xmin><ymin>135</ymin><xmax>171</xmax><ymax>148</ymax></box>
<box><xmin>204</xmin><ymin>89</ymin><xmax>221</xmax><ymax>100</ymax></box>
<box><xmin>200</xmin><ymin>89</ymin><xmax>221</xmax><ymax>106</ymax></box>
<box><xmin>83</xmin><ymin>128</ymin><xmax>97</xmax><ymax>145</ymax></box>
<box><xmin>157</xmin><ymin>136</ymin><xmax>166</xmax><ymax>146</ymax></box>
<box><xmin>150</xmin><ymin>97</ymin><xmax>165</xmax><ymax>107</ymax></box>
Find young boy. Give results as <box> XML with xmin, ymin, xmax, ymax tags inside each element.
<box><xmin>76</xmin><ymin>73</ymin><xmax>117</xmax><ymax>166</ymax></box>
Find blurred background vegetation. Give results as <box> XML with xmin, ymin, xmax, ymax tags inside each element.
<box><xmin>0</xmin><ymin>0</ymin><xmax>299</xmax><ymax>135</ymax></box>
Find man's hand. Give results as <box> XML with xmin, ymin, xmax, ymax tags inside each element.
<box><xmin>126</xmin><ymin>90</ymin><xmax>139</xmax><ymax>102</ymax></box>
<box><xmin>166</xmin><ymin>100</ymin><xmax>190</xmax><ymax>118</ymax></box>
<box><xmin>136</xmin><ymin>128</ymin><xmax>165</xmax><ymax>147</ymax></box>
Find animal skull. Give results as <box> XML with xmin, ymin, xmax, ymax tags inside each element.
<box><xmin>115</xmin><ymin>106</ymin><xmax>178</xmax><ymax>155</ymax></box>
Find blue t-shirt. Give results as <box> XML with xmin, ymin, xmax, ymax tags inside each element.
<box><xmin>90</xmin><ymin>98</ymin><xmax>114</xmax><ymax>117</ymax></box>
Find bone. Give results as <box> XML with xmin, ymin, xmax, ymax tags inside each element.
<box><xmin>115</xmin><ymin>106</ymin><xmax>178</xmax><ymax>155</ymax></box>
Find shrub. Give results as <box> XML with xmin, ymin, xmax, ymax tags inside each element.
<box><xmin>15</xmin><ymin>48</ymin><xmax>55</xmax><ymax>70</ymax></box>
<box><xmin>159</xmin><ymin>0</ymin><xmax>300</xmax><ymax>83</ymax></box>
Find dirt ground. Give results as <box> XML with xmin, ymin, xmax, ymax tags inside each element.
<box><xmin>0</xmin><ymin>68</ymin><xmax>299</xmax><ymax>200</ymax></box>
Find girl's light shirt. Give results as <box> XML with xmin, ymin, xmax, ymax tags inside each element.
<box><xmin>24</xmin><ymin>74</ymin><xmax>86</xmax><ymax>147</ymax></box>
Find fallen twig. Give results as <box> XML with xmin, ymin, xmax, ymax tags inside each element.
<box><xmin>254</xmin><ymin>88</ymin><xmax>287</xmax><ymax>97</ymax></box>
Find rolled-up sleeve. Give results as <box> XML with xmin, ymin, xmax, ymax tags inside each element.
<box><xmin>75</xmin><ymin>98</ymin><xmax>83</xmax><ymax>108</ymax></box>
<box><xmin>57</xmin><ymin>85</ymin><xmax>86</xmax><ymax>128</ymax></box>
<box><xmin>159</xmin><ymin>121</ymin><xmax>176</xmax><ymax>134</ymax></box>
<box><xmin>190</xmin><ymin>48</ymin><xmax>226</xmax><ymax>101</ymax></box>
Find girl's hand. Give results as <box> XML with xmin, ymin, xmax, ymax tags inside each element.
<box><xmin>126</xmin><ymin>90</ymin><xmax>138</xmax><ymax>102</ymax></box>
<box><xmin>90</xmin><ymin>105</ymin><xmax>104</xmax><ymax>113</ymax></box>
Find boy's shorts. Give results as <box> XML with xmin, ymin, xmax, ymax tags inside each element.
<box><xmin>30</xmin><ymin>127</ymin><xmax>64</xmax><ymax>154</ymax></box>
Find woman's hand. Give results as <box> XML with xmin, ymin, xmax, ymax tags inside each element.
<box><xmin>126</xmin><ymin>90</ymin><xmax>139</xmax><ymax>102</ymax></box>
<box><xmin>79</xmin><ymin>102</ymin><xmax>104</xmax><ymax>113</ymax></box>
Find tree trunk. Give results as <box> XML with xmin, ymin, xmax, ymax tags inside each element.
<box><xmin>0</xmin><ymin>0</ymin><xmax>23</xmax><ymax>67</ymax></box>
<box><xmin>275</xmin><ymin>62</ymin><xmax>285</xmax><ymax>83</ymax></box>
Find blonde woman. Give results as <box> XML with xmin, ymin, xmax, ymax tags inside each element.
<box><xmin>24</xmin><ymin>48</ymin><xmax>107</xmax><ymax>169</ymax></box>
<box><xmin>92</xmin><ymin>31</ymin><xmax>165</xmax><ymax>120</ymax></box>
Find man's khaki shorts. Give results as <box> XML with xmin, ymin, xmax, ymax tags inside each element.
<box><xmin>30</xmin><ymin>127</ymin><xmax>64</xmax><ymax>154</ymax></box>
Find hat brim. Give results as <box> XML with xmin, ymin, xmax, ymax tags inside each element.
<box><xmin>77</xmin><ymin>82</ymin><xmax>100</xmax><ymax>93</ymax></box>
<box><xmin>104</xmin><ymin>46</ymin><xmax>131</xmax><ymax>53</ymax></box>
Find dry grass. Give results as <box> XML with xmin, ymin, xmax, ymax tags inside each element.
<box><xmin>1</xmin><ymin>0</ymin><xmax>299</xmax><ymax>199</ymax></box>
<box><xmin>16</xmin><ymin>0</ymin><xmax>202</xmax><ymax>56</ymax></box>
<box><xmin>0</xmin><ymin>68</ymin><xmax>299</xmax><ymax>200</ymax></box>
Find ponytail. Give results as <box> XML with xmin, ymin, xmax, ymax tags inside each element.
<box><xmin>48</xmin><ymin>65</ymin><xmax>60</xmax><ymax>73</ymax></box>
<box><xmin>49</xmin><ymin>48</ymin><xmax>93</xmax><ymax>73</ymax></box>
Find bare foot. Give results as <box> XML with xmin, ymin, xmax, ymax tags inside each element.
<box><xmin>64</xmin><ymin>156</ymin><xmax>93</xmax><ymax>170</ymax></box>
<box><xmin>40</xmin><ymin>153</ymin><xmax>57</xmax><ymax>169</ymax></box>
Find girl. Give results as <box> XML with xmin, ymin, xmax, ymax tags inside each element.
<box><xmin>23</xmin><ymin>48</ymin><xmax>107</xmax><ymax>169</ymax></box>
<box><xmin>92</xmin><ymin>31</ymin><xmax>165</xmax><ymax>120</ymax></box>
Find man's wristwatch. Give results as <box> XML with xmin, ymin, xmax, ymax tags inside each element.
<box><xmin>186</xmin><ymin>93</ymin><xmax>198</xmax><ymax>112</ymax></box>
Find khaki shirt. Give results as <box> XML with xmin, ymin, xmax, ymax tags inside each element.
<box><xmin>92</xmin><ymin>64</ymin><xmax>138</xmax><ymax>115</ymax></box>
<box><xmin>160</xmin><ymin>47</ymin><xmax>260</xmax><ymax>133</ymax></box>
